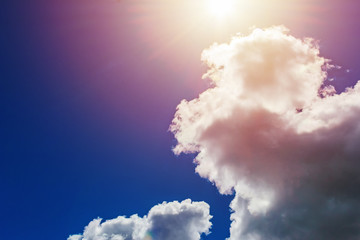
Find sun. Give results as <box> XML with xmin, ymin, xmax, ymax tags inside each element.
<box><xmin>208</xmin><ymin>0</ymin><xmax>236</xmax><ymax>19</ymax></box>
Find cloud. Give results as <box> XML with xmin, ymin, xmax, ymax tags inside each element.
<box><xmin>68</xmin><ymin>199</ymin><xmax>212</xmax><ymax>240</ymax></box>
<box><xmin>170</xmin><ymin>26</ymin><xmax>360</xmax><ymax>239</ymax></box>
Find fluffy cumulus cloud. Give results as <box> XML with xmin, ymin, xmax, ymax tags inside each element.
<box><xmin>68</xmin><ymin>199</ymin><xmax>212</xmax><ymax>240</ymax></box>
<box><xmin>170</xmin><ymin>26</ymin><xmax>360</xmax><ymax>240</ymax></box>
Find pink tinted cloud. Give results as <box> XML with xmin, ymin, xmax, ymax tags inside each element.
<box><xmin>171</xmin><ymin>26</ymin><xmax>360</xmax><ymax>239</ymax></box>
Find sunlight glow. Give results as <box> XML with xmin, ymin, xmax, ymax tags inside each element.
<box><xmin>208</xmin><ymin>0</ymin><xmax>236</xmax><ymax>19</ymax></box>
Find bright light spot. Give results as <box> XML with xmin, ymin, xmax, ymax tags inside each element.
<box><xmin>208</xmin><ymin>0</ymin><xmax>235</xmax><ymax>19</ymax></box>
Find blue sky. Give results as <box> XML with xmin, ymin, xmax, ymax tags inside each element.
<box><xmin>1</xmin><ymin>1</ymin><xmax>360</xmax><ymax>240</ymax></box>
<box><xmin>1</xmin><ymin>1</ymin><xmax>232</xmax><ymax>239</ymax></box>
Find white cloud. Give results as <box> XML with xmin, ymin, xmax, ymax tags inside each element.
<box><xmin>68</xmin><ymin>199</ymin><xmax>212</xmax><ymax>240</ymax></box>
<box><xmin>171</xmin><ymin>26</ymin><xmax>360</xmax><ymax>239</ymax></box>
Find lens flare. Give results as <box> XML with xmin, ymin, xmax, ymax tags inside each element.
<box><xmin>143</xmin><ymin>231</ymin><xmax>153</xmax><ymax>240</ymax></box>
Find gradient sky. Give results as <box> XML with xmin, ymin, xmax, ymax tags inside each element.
<box><xmin>1</xmin><ymin>1</ymin><xmax>360</xmax><ymax>240</ymax></box>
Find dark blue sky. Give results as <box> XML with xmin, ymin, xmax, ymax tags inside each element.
<box><xmin>1</xmin><ymin>1</ymin><xmax>360</xmax><ymax>240</ymax></box>
<box><xmin>0</xmin><ymin>1</ymin><xmax>233</xmax><ymax>239</ymax></box>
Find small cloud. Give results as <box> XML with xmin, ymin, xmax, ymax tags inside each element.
<box><xmin>319</xmin><ymin>85</ymin><xmax>336</xmax><ymax>97</ymax></box>
<box><xmin>68</xmin><ymin>199</ymin><xmax>212</xmax><ymax>240</ymax></box>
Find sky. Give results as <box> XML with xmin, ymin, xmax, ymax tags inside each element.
<box><xmin>1</xmin><ymin>1</ymin><xmax>360</xmax><ymax>240</ymax></box>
